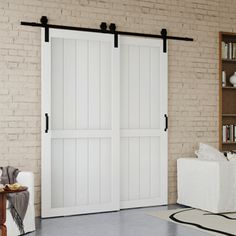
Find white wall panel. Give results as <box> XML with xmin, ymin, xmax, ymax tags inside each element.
<box><xmin>88</xmin><ymin>139</ymin><xmax>100</xmax><ymax>204</ymax></box>
<box><xmin>77</xmin><ymin>139</ymin><xmax>89</xmax><ymax>205</ymax></box>
<box><xmin>64</xmin><ymin>40</ymin><xmax>76</xmax><ymax>129</ymax></box>
<box><xmin>150</xmin><ymin>48</ymin><xmax>160</xmax><ymax>129</ymax></box>
<box><xmin>88</xmin><ymin>41</ymin><xmax>100</xmax><ymax>129</ymax></box>
<box><xmin>100</xmin><ymin>138</ymin><xmax>111</xmax><ymax>203</ymax></box>
<box><xmin>120</xmin><ymin>44</ymin><xmax>161</xmax><ymax>131</ymax></box>
<box><xmin>100</xmin><ymin>42</ymin><xmax>112</xmax><ymax>130</ymax></box>
<box><xmin>128</xmin><ymin>46</ymin><xmax>140</xmax><ymax>129</ymax></box>
<box><xmin>64</xmin><ymin>139</ymin><xmax>76</xmax><ymax>207</ymax></box>
<box><xmin>51</xmin><ymin>137</ymin><xmax>113</xmax><ymax>209</ymax></box>
<box><xmin>139</xmin><ymin>137</ymin><xmax>150</xmax><ymax>199</ymax></box>
<box><xmin>51</xmin><ymin>139</ymin><xmax>64</xmax><ymax>208</ymax></box>
<box><xmin>140</xmin><ymin>47</ymin><xmax>150</xmax><ymax>129</ymax></box>
<box><xmin>120</xmin><ymin>45</ymin><xmax>129</xmax><ymax>129</ymax></box>
<box><xmin>51</xmin><ymin>38</ymin><xmax>64</xmax><ymax>130</ymax></box>
<box><xmin>128</xmin><ymin>138</ymin><xmax>140</xmax><ymax>200</ymax></box>
<box><xmin>77</xmin><ymin>40</ymin><xmax>89</xmax><ymax>129</ymax></box>
<box><xmin>150</xmin><ymin>137</ymin><xmax>161</xmax><ymax>198</ymax></box>
<box><xmin>120</xmin><ymin>137</ymin><xmax>129</xmax><ymax>201</ymax></box>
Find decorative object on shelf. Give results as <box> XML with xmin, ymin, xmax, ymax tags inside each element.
<box><xmin>230</xmin><ymin>72</ymin><xmax>236</xmax><ymax>87</ymax></box>
<box><xmin>222</xmin><ymin>70</ymin><xmax>226</xmax><ymax>87</ymax></box>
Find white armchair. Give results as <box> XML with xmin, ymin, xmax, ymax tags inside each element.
<box><xmin>6</xmin><ymin>171</ymin><xmax>36</xmax><ymax>236</ymax></box>
<box><xmin>177</xmin><ymin>158</ymin><xmax>236</xmax><ymax>213</ymax></box>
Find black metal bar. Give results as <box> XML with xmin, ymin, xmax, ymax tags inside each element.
<box><xmin>21</xmin><ymin>22</ymin><xmax>42</xmax><ymax>27</ymax></box>
<box><xmin>114</xmin><ymin>33</ymin><xmax>118</xmax><ymax>48</ymax></box>
<box><xmin>167</xmin><ymin>35</ymin><xmax>193</xmax><ymax>41</ymax></box>
<box><xmin>161</xmin><ymin>28</ymin><xmax>167</xmax><ymax>53</ymax></box>
<box><xmin>45</xmin><ymin>26</ymin><xmax>49</xmax><ymax>42</ymax></box>
<box><xmin>45</xmin><ymin>113</ymin><xmax>49</xmax><ymax>133</ymax></box>
<box><xmin>40</xmin><ymin>16</ymin><xmax>49</xmax><ymax>42</ymax></box>
<box><xmin>109</xmin><ymin>23</ymin><xmax>118</xmax><ymax>48</ymax></box>
<box><xmin>116</xmin><ymin>30</ymin><xmax>162</xmax><ymax>39</ymax></box>
<box><xmin>164</xmin><ymin>114</ymin><xmax>168</xmax><ymax>131</ymax></box>
<box><xmin>103</xmin><ymin>29</ymin><xmax>193</xmax><ymax>42</ymax></box>
<box><xmin>21</xmin><ymin>18</ymin><xmax>193</xmax><ymax>42</ymax></box>
<box><xmin>21</xmin><ymin>21</ymin><xmax>110</xmax><ymax>34</ymax></box>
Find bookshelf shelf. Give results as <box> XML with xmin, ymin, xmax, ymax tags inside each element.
<box><xmin>222</xmin><ymin>142</ymin><xmax>236</xmax><ymax>145</ymax></box>
<box><xmin>222</xmin><ymin>59</ymin><xmax>236</xmax><ymax>63</ymax></box>
<box><xmin>219</xmin><ymin>32</ymin><xmax>236</xmax><ymax>151</ymax></box>
<box><xmin>222</xmin><ymin>86</ymin><xmax>236</xmax><ymax>89</ymax></box>
<box><xmin>222</xmin><ymin>114</ymin><xmax>236</xmax><ymax>117</ymax></box>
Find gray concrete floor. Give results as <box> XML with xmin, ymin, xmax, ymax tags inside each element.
<box><xmin>28</xmin><ymin>205</ymin><xmax>210</xmax><ymax>236</ymax></box>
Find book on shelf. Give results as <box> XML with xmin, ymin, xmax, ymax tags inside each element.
<box><xmin>222</xmin><ymin>124</ymin><xmax>236</xmax><ymax>143</ymax></box>
<box><xmin>233</xmin><ymin>43</ymin><xmax>236</xmax><ymax>59</ymax></box>
<box><xmin>223</xmin><ymin>125</ymin><xmax>227</xmax><ymax>142</ymax></box>
<box><xmin>222</xmin><ymin>42</ymin><xmax>228</xmax><ymax>59</ymax></box>
<box><xmin>221</xmin><ymin>41</ymin><xmax>236</xmax><ymax>60</ymax></box>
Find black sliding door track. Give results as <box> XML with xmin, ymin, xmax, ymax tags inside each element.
<box><xmin>21</xmin><ymin>16</ymin><xmax>193</xmax><ymax>52</ymax></box>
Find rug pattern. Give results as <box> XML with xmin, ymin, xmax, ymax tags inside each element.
<box><xmin>148</xmin><ymin>208</ymin><xmax>236</xmax><ymax>236</ymax></box>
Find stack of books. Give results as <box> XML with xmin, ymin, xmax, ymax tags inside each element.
<box><xmin>222</xmin><ymin>42</ymin><xmax>236</xmax><ymax>60</ymax></box>
<box><xmin>223</xmin><ymin>125</ymin><xmax>236</xmax><ymax>143</ymax></box>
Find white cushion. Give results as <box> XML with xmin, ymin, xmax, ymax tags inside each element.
<box><xmin>196</xmin><ymin>143</ymin><xmax>226</xmax><ymax>161</ymax></box>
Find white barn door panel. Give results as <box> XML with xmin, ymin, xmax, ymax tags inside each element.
<box><xmin>42</xmin><ymin>29</ymin><xmax>167</xmax><ymax>218</ymax></box>
<box><xmin>42</xmin><ymin>29</ymin><xmax>120</xmax><ymax>218</ymax></box>
<box><xmin>120</xmin><ymin>37</ymin><xmax>168</xmax><ymax>209</ymax></box>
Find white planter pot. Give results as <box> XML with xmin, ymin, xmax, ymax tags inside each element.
<box><xmin>230</xmin><ymin>72</ymin><xmax>236</xmax><ymax>87</ymax></box>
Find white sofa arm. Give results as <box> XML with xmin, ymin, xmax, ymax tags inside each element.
<box><xmin>177</xmin><ymin>158</ymin><xmax>236</xmax><ymax>213</ymax></box>
<box><xmin>16</xmin><ymin>171</ymin><xmax>34</xmax><ymax>205</ymax></box>
<box><xmin>177</xmin><ymin>158</ymin><xmax>220</xmax><ymax>213</ymax></box>
<box><xmin>7</xmin><ymin>171</ymin><xmax>36</xmax><ymax>236</ymax></box>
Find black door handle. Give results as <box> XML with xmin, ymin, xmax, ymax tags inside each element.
<box><xmin>164</xmin><ymin>114</ymin><xmax>168</xmax><ymax>131</ymax></box>
<box><xmin>45</xmin><ymin>113</ymin><xmax>49</xmax><ymax>133</ymax></box>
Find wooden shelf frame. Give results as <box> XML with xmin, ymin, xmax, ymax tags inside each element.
<box><xmin>219</xmin><ymin>31</ymin><xmax>236</xmax><ymax>151</ymax></box>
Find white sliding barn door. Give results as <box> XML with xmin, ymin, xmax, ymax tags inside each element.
<box><xmin>120</xmin><ymin>36</ymin><xmax>168</xmax><ymax>209</ymax></box>
<box><xmin>42</xmin><ymin>29</ymin><xmax>168</xmax><ymax>218</ymax></box>
<box><xmin>41</xmin><ymin>29</ymin><xmax>120</xmax><ymax>217</ymax></box>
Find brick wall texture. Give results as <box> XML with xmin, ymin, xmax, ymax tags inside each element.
<box><xmin>0</xmin><ymin>0</ymin><xmax>235</xmax><ymax>216</ymax></box>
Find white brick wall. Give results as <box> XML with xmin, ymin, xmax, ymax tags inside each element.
<box><xmin>0</xmin><ymin>0</ymin><xmax>235</xmax><ymax>216</ymax></box>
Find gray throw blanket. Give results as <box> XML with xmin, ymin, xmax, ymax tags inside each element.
<box><xmin>0</xmin><ymin>166</ymin><xmax>29</xmax><ymax>235</ymax></box>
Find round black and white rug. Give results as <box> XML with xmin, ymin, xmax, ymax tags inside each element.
<box><xmin>148</xmin><ymin>208</ymin><xmax>236</xmax><ymax>236</ymax></box>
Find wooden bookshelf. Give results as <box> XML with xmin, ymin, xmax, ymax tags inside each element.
<box><xmin>219</xmin><ymin>32</ymin><xmax>236</xmax><ymax>151</ymax></box>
